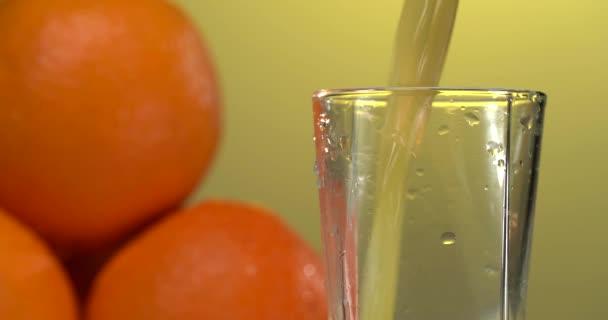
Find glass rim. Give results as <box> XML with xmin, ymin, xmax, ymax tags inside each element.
<box><xmin>313</xmin><ymin>86</ymin><xmax>546</xmax><ymax>100</ymax></box>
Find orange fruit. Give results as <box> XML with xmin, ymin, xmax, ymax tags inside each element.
<box><xmin>0</xmin><ymin>208</ymin><xmax>78</xmax><ymax>320</ymax></box>
<box><xmin>86</xmin><ymin>200</ymin><xmax>327</xmax><ymax>320</ymax></box>
<box><xmin>0</xmin><ymin>0</ymin><xmax>221</xmax><ymax>252</ymax></box>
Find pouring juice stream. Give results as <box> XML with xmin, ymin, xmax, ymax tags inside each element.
<box><xmin>359</xmin><ymin>1</ymin><xmax>459</xmax><ymax>319</ymax></box>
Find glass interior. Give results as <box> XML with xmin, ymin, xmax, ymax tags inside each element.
<box><xmin>312</xmin><ymin>88</ymin><xmax>546</xmax><ymax>320</ymax></box>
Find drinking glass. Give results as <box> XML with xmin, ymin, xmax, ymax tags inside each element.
<box><xmin>312</xmin><ymin>88</ymin><xmax>546</xmax><ymax>320</ymax></box>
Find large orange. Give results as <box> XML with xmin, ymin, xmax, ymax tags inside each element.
<box><xmin>86</xmin><ymin>200</ymin><xmax>327</xmax><ymax>320</ymax></box>
<box><xmin>0</xmin><ymin>0</ymin><xmax>221</xmax><ymax>252</ymax></box>
<box><xmin>0</xmin><ymin>208</ymin><xmax>78</xmax><ymax>320</ymax></box>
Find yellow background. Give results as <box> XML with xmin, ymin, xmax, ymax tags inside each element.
<box><xmin>176</xmin><ymin>0</ymin><xmax>608</xmax><ymax>318</ymax></box>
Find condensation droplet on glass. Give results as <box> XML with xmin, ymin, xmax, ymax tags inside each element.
<box><xmin>464</xmin><ymin>112</ymin><xmax>480</xmax><ymax>126</ymax></box>
<box><xmin>520</xmin><ymin>115</ymin><xmax>533</xmax><ymax>130</ymax></box>
<box><xmin>329</xmin><ymin>150</ymin><xmax>339</xmax><ymax>161</ymax></box>
<box><xmin>391</xmin><ymin>132</ymin><xmax>406</xmax><ymax>146</ymax></box>
<box><xmin>330</xmin><ymin>226</ymin><xmax>338</xmax><ymax>237</ymax></box>
<box><xmin>318</xmin><ymin>113</ymin><xmax>330</xmax><ymax>131</ymax></box>
<box><xmin>441</xmin><ymin>232</ymin><xmax>456</xmax><ymax>245</ymax></box>
<box><xmin>460</xmin><ymin>106</ymin><xmax>466</xmax><ymax>111</ymax></box>
<box><xmin>406</xmin><ymin>188</ymin><xmax>419</xmax><ymax>200</ymax></box>
<box><xmin>486</xmin><ymin>141</ymin><xmax>504</xmax><ymax>156</ymax></box>
<box><xmin>497</xmin><ymin>159</ymin><xmax>505</xmax><ymax>168</ymax></box>
<box><xmin>532</xmin><ymin>94</ymin><xmax>544</xmax><ymax>104</ymax></box>
<box><xmin>415</xmin><ymin>168</ymin><xmax>424</xmax><ymax>177</ymax></box>
<box><xmin>312</xmin><ymin>136</ymin><xmax>316</xmax><ymax>143</ymax></box>
<box><xmin>484</xmin><ymin>265</ymin><xmax>499</xmax><ymax>276</ymax></box>
<box><xmin>323</xmin><ymin>147</ymin><xmax>329</xmax><ymax>154</ymax></box>
<box><xmin>313</xmin><ymin>160</ymin><xmax>319</xmax><ymax>175</ymax></box>
<box><xmin>487</xmin><ymin>103</ymin><xmax>499</xmax><ymax>112</ymax></box>
<box><xmin>438</xmin><ymin>125</ymin><xmax>449</xmax><ymax>136</ymax></box>
<box><xmin>339</xmin><ymin>136</ymin><xmax>349</xmax><ymax>151</ymax></box>
<box><xmin>484</xmin><ymin>185</ymin><xmax>489</xmax><ymax>191</ymax></box>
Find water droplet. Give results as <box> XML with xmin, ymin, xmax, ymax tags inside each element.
<box><xmin>312</xmin><ymin>136</ymin><xmax>317</xmax><ymax>142</ymax></box>
<box><xmin>449</xmin><ymin>98</ymin><xmax>454</xmax><ymax>103</ymax></box>
<box><xmin>406</xmin><ymin>188</ymin><xmax>419</xmax><ymax>200</ymax></box>
<box><xmin>330</xmin><ymin>226</ymin><xmax>338</xmax><ymax>236</ymax></box>
<box><xmin>318</xmin><ymin>113</ymin><xmax>330</xmax><ymax>131</ymax></box>
<box><xmin>532</xmin><ymin>94</ymin><xmax>544</xmax><ymax>104</ymax></box>
<box><xmin>313</xmin><ymin>161</ymin><xmax>323</xmax><ymax>189</ymax></box>
<box><xmin>484</xmin><ymin>185</ymin><xmax>489</xmax><ymax>191</ymax></box>
<box><xmin>415</xmin><ymin>168</ymin><xmax>424</xmax><ymax>176</ymax></box>
<box><xmin>519</xmin><ymin>160</ymin><xmax>524</xmax><ymax>167</ymax></box>
<box><xmin>440</xmin><ymin>232</ymin><xmax>456</xmax><ymax>245</ymax></box>
<box><xmin>339</xmin><ymin>136</ymin><xmax>349</xmax><ymax>151</ymax></box>
<box><xmin>497</xmin><ymin>159</ymin><xmax>505</xmax><ymax>168</ymax></box>
<box><xmin>487</xmin><ymin>103</ymin><xmax>499</xmax><ymax>112</ymax></box>
<box><xmin>421</xmin><ymin>185</ymin><xmax>432</xmax><ymax>193</ymax></box>
<box><xmin>484</xmin><ymin>265</ymin><xmax>499</xmax><ymax>276</ymax></box>
<box><xmin>438</xmin><ymin>125</ymin><xmax>450</xmax><ymax>135</ymax></box>
<box><xmin>521</xmin><ymin>279</ymin><xmax>529</xmax><ymax>290</ymax></box>
<box><xmin>391</xmin><ymin>132</ymin><xmax>406</xmax><ymax>146</ymax></box>
<box><xmin>329</xmin><ymin>150</ymin><xmax>339</xmax><ymax>161</ymax></box>
<box><xmin>464</xmin><ymin>112</ymin><xmax>480</xmax><ymax>126</ymax></box>
<box><xmin>323</xmin><ymin>147</ymin><xmax>329</xmax><ymax>154</ymax></box>
<box><xmin>520</xmin><ymin>115</ymin><xmax>533</xmax><ymax>130</ymax></box>
<box><xmin>460</xmin><ymin>106</ymin><xmax>466</xmax><ymax>111</ymax></box>
<box><xmin>486</xmin><ymin>141</ymin><xmax>504</xmax><ymax>156</ymax></box>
